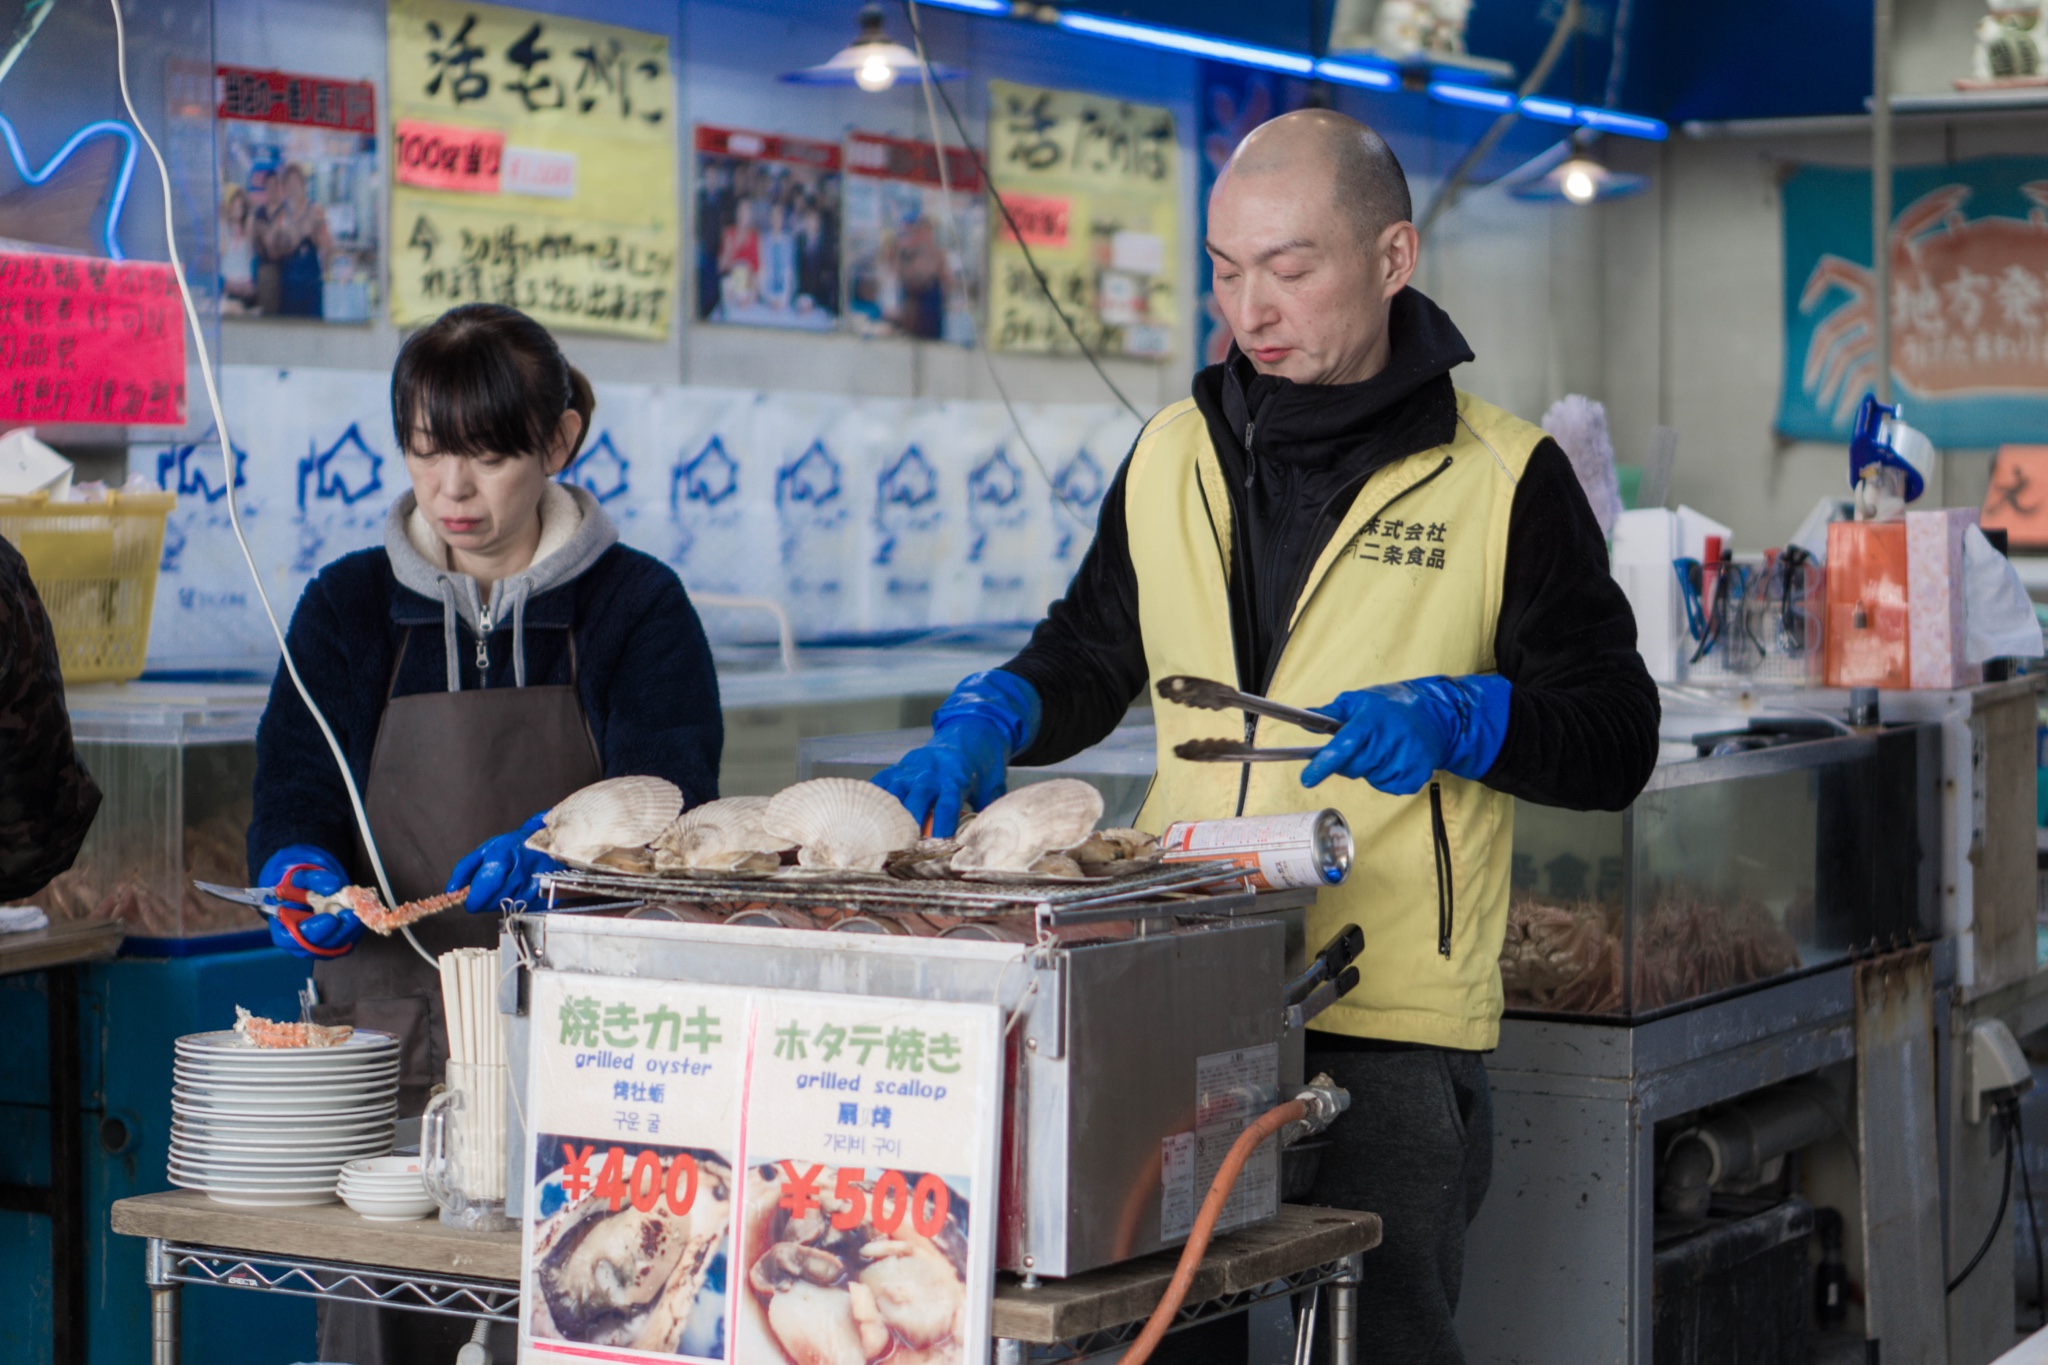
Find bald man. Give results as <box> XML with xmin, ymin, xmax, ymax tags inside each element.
<box><xmin>877</xmin><ymin>111</ymin><xmax>1657</xmax><ymax>1360</ymax></box>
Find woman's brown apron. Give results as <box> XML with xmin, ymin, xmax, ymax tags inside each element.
<box><xmin>310</xmin><ymin>630</ymin><xmax>602</xmax><ymax>1365</ymax></box>
<box><xmin>311</xmin><ymin>631</ymin><xmax>602</xmax><ymax>1116</ymax></box>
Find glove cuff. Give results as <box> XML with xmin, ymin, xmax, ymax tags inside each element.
<box><xmin>932</xmin><ymin>669</ymin><xmax>1042</xmax><ymax>757</ymax></box>
<box><xmin>1443</xmin><ymin>674</ymin><xmax>1512</xmax><ymax>781</ymax></box>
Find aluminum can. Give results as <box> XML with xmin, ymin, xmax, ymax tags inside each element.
<box><xmin>1158</xmin><ymin>809</ymin><xmax>1354</xmax><ymax>890</ymax></box>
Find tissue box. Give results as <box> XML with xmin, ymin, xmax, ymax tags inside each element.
<box><xmin>1906</xmin><ymin>507</ymin><xmax>1982</xmax><ymax>690</ymax></box>
<box><xmin>1825</xmin><ymin>521</ymin><xmax>1909</xmax><ymax>688</ymax></box>
<box><xmin>1823</xmin><ymin>511</ymin><xmax>1984</xmax><ymax>690</ymax></box>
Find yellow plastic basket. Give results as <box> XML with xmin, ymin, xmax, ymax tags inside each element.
<box><xmin>0</xmin><ymin>490</ymin><xmax>177</xmax><ymax>683</ymax></box>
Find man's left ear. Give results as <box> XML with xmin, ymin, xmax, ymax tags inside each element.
<box><xmin>1378</xmin><ymin>221</ymin><xmax>1420</xmax><ymax>297</ymax></box>
<box><xmin>546</xmin><ymin>410</ymin><xmax>585</xmax><ymax>477</ymax></box>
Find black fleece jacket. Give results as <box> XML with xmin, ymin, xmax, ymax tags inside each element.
<box><xmin>1000</xmin><ymin>287</ymin><xmax>1659</xmax><ymax>813</ymax></box>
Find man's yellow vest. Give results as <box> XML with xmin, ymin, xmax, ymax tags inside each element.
<box><xmin>1128</xmin><ymin>389</ymin><xmax>1547</xmax><ymax>1051</ymax></box>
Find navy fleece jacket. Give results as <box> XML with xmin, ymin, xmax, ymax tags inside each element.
<box><xmin>248</xmin><ymin>507</ymin><xmax>721</xmax><ymax>880</ymax></box>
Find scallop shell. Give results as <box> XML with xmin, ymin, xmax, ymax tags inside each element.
<box><xmin>652</xmin><ymin>796</ymin><xmax>781</xmax><ymax>872</ymax></box>
<box><xmin>762</xmin><ymin>779</ymin><xmax>919</xmax><ymax>872</ymax></box>
<box><xmin>949</xmin><ymin>779</ymin><xmax>1104</xmax><ymax>873</ymax></box>
<box><xmin>529</xmin><ymin>776</ymin><xmax>684</xmax><ymax>867</ymax></box>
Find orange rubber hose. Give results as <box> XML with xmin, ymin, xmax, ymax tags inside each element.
<box><xmin>1117</xmin><ymin>1099</ymin><xmax>1309</xmax><ymax>1365</ymax></box>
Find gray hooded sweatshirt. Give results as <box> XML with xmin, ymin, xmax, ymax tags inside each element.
<box><xmin>383</xmin><ymin>481</ymin><xmax>618</xmax><ymax>691</ymax></box>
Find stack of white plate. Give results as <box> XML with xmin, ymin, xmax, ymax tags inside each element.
<box><xmin>338</xmin><ymin>1156</ymin><xmax>438</xmax><ymax>1221</ymax></box>
<box><xmin>168</xmin><ymin>1027</ymin><xmax>399</xmax><ymax>1206</ymax></box>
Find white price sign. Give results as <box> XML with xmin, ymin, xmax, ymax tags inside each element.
<box><xmin>518</xmin><ymin>973</ymin><xmax>1001</xmax><ymax>1365</ymax></box>
<box><xmin>737</xmin><ymin>991</ymin><xmax>1002</xmax><ymax>1365</ymax></box>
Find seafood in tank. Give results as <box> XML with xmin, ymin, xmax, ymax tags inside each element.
<box><xmin>1499</xmin><ymin>889</ymin><xmax>1806</xmax><ymax>1016</ymax></box>
<box><xmin>740</xmin><ymin>1161</ymin><xmax>972</xmax><ymax>1365</ymax></box>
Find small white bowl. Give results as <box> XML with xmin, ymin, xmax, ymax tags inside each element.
<box><xmin>339</xmin><ymin>1188</ymin><xmax>438</xmax><ymax>1221</ymax></box>
<box><xmin>342</xmin><ymin>1156</ymin><xmax>423</xmax><ymax>1178</ymax></box>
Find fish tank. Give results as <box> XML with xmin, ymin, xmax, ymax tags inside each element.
<box><xmin>11</xmin><ymin>684</ymin><xmax>271</xmax><ymax>951</ymax></box>
<box><xmin>1502</xmin><ymin>723</ymin><xmax>1939</xmax><ymax>1021</ymax></box>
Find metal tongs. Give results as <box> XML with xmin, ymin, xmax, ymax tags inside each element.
<box><xmin>1285</xmin><ymin>924</ymin><xmax>1365</xmax><ymax>1030</ymax></box>
<box><xmin>1155</xmin><ymin>675</ymin><xmax>1339</xmax><ymax>763</ymax></box>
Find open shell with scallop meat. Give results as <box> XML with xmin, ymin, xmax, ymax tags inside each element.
<box><xmin>652</xmin><ymin>795</ymin><xmax>784</xmax><ymax>875</ymax></box>
<box><xmin>949</xmin><ymin>779</ymin><xmax>1104</xmax><ymax>876</ymax></box>
<box><xmin>527</xmin><ymin>776</ymin><xmax>684</xmax><ymax>872</ymax></box>
<box><xmin>762</xmin><ymin>779</ymin><xmax>919</xmax><ymax>873</ymax></box>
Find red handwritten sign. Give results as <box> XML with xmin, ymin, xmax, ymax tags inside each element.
<box><xmin>997</xmin><ymin>193</ymin><xmax>1070</xmax><ymax>248</ymax></box>
<box><xmin>217</xmin><ymin>65</ymin><xmax>375</xmax><ymax>133</ymax></box>
<box><xmin>0</xmin><ymin>252</ymin><xmax>185</xmax><ymax>426</ymax></box>
<box><xmin>394</xmin><ymin>118</ymin><xmax>504</xmax><ymax>193</ymax></box>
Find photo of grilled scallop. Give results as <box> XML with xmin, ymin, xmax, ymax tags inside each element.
<box><xmin>738</xmin><ymin>1161</ymin><xmax>972</xmax><ymax>1365</ymax></box>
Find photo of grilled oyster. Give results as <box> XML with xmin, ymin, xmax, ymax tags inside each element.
<box><xmin>527</xmin><ymin>1145</ymin><xmax>734</xmax><ymax>1353</ymax></box>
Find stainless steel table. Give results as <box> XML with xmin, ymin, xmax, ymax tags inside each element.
<box><xmin>111</xmin><ymin>1191</ymin><xmax>1379</xmax><ymax>1364</ymax></box>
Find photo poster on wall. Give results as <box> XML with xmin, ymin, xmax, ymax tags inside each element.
<box><xmin>1195</xmin><ymin>63</ymin><xmax>1315</xmax><ymax>368</ymax></box>
<box><xmin>984</xmin><ymin>79</ymin><xmax>1179</xmax><ymax>361</ymax></box>
<box><xmin>1779</xmin><ymin>155</ymin><xmax>2048</xmax><ymax>448</ymax></box>
<box><xmin>385</xmin><ymin>0</ymin><xmax>678</xmax><ymax>339</ymax></box>
<box><xmin>216</xmin><ymin>66</ymin><xmax>381</xmax><ymax>323</ymax></box>
<box><xmin>842</xmin><ymin>132</ymin><xmax>986</xmax><ymax>346</ymax></box>
<box><xmin>694</xmin><ymin>126</ymin><xmax>843</xmax><ymax>333</ymax></box>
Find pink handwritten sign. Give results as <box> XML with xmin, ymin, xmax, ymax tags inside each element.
<box><xmin>0</xmin><ymin>252</ymin><xmax>185</xmax><ymax>426</ymax></box>
<box><xmin>997</xmin><ymin>193</ymin><xmax>1070</xmax><ymax>249</ymax></box>
<box><xmin>394</xmin><ymin>118</ymin><xmax>504</xmax><ymax>194</ymax></box>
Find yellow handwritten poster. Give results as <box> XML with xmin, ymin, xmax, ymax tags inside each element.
<box><xmin>386</xmin><ymin>0</ymin><xmax>677</xmax><ymax>338</ymax></box>
<box><xmin>985</xmin><ymin>80</ymin><xmax>1178</xmax><ymax>360</ymax></box>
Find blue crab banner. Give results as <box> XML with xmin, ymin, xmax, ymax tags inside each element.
<box><xmin>1781</xmin><ymin>155</ymin><xmax>2048</xmax><ymax>446</ymax></box>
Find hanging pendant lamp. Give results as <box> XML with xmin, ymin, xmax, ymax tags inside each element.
<box><xmin>782</xmin><ymin>5</ymin><xmax>962</xmax><ymax>92</ymax></box>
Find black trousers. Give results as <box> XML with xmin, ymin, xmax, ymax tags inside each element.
<box><xmin>1304</xmin><ymin>1044</ymin><xmax>1494</xmax><ymax>1365</ymax></box>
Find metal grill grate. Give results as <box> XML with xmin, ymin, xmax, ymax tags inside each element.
<box><xmin>540</xmin><ymin>862</ymin><xmax>1309</xmax><ymax>926</ymax></box>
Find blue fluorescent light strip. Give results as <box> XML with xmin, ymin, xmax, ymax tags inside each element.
<box><xmin>1312</xmin><ymin>58</ymin><xmax>1398</xmax><ymax>90</ymax></box>
<box><xmin>0</xmin><ymin>116</ymin><xmax>137</xmax><ymax>260</ymax></box>
<box><xmin>1423</xmin><ymin>83</ymin><xmax>1670</xmax><ymax>141</ymax></box>
<box><xmin>1055</xmin><ymin>13</ymin><xmax>1314</xmax><ymax>74</ymax></box>
<box><xmin>1429</xmin><ymin>82</ymin><xmax>1514</xmax><ymax>110</ymax></box>
<box><xmin>966</xmin><ymin>7</ymin><xmax>1674</xmax><ymax>143</ymax></box>
<box><xmin>1517</xmin><ymin>96</ymin><xmax>1577</xmax><ymax>124</ymax></box>
<box><xmin>1577</xmin><ymin>106</ymin><xmax>1667</xmax><ymax>138</ymax></box>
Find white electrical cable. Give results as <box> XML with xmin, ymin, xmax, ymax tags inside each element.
<box><xmin>903</xmin><ymin>0</ymin><xmax>1101</xmax><ymax>531</ymax></box>
<box><xmin>110</xmin><ymin>0</ymin><xmax>434</xmax><ymax>966</ymax></box>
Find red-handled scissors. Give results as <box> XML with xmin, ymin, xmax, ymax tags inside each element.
<box><xmin>193</xmin><ymin>864</ymin><xmax>353</xmax><ymax>957</ymax></box>
<box><xmin>269</xmin><ymin>863</ymin><xmax>354</xmax><ymax>958</ymax></box>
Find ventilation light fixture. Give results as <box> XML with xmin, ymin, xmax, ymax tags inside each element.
<box><xmin>783</xmin><ymin>5</ymin><xmax>960</xmax><ymax>92</ymax></box>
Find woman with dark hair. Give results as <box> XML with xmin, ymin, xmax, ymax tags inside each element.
<box><xmin>248</xmin><ymin>303</ymin><xmax>720</xmax><ymax>1362</ymax></box>
<box><xmin>248</xmin><ymin>302</ymin><xmax>721</xmax><ymax>1106</ymax></box>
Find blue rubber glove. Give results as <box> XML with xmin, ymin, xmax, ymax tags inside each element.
<box><xmin>258</xmin><ymin>845</ymin><xmax>359</xmax><ymax>959</ymax></box>
<box><xmin>872</xmin><ymin>670</ymin><xmax>1042</xmax><ymax>838</ymax></box>
<box><xmin>448</xmin><ymin>811</ymin><xmax>560</xmax><ymax>913</ymax></box>
<box><xmin>1299</xmin><ymin>675</ymin><xmax>1512</xmax><ymax>795</ymax></box>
